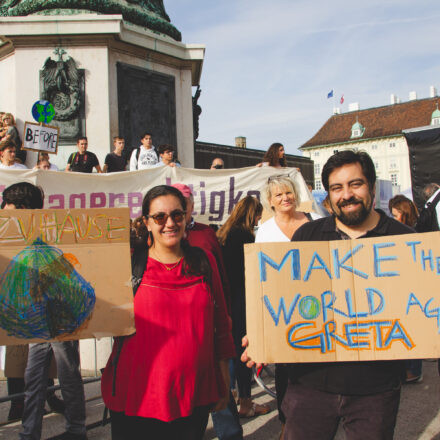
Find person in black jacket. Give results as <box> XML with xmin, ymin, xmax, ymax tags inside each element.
<box><xmin>243</xmin><ymin>150</ymin><xmax>413</xmax><ymax>440</ymax></box>
<box><xmin>217</xmin><ymin>196</ymin><xmax>267</xmax><ymax>418</ymax></box>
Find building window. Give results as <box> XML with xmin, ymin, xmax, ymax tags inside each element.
<box><xmin>389</xmin><ymin>142</ymin><xmax>396</xmax><ymax>148</ymax></box>
<box><xmin>433</xmin><ymin>118</ymin><xmax>440</xmax><ymax>125</ymax></box>
<box><xmin>389</xmin><ymin>160</ymin><xmax>397</xmax><ymax>170</ymax></box>
<box><xmin>314</xmin><ymin>151</ymin><xmax>320</xmax><ymax>157</ymax></box>
<box><xmin>390</xmin><ymin>174</ymin><xmax>398</xmax><ymax>186</ymax></box>
<box><xmin>374</xmin><ymin>161</ymin><xmax>380</xmax><ymax>170</ymax></box>
<box><xmin>315</xmin><ymin>180</ymin><xmax>322</xmax><ymax>190</ymax></box>
<box><xmin>371</xmin><ymin>144</ymin><xmax>378</xmax><ymax>150</ymax></box>
<box><xmin>314</xmin><ymin>163</ymin><xmax>320</xmax><ymax>175</ymax></box>
<box><xmin>333</xmin><ymin>149</ymin><xmax>339</xmax><ymax>154</ymax></box>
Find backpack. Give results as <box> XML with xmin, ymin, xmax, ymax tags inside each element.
<box><xmin>134</xmin><ymin>146</ymin><xmax>158</xmax><ymax>163</ymax></box>
<box><xmin>415</xmin><ymin>190</ymin><xmax>440</xmax><ymax>232</ymax></box>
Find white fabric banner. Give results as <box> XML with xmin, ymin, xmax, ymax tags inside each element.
<box><xmin>0</xmin><ymin>166</ymin><xmax>320</xmax><ymax>224</ymax></box>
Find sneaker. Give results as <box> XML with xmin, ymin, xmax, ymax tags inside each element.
<box><xmin>405</xmin><ymin>373</ymin><xmax>423</xmax><ymax>384</ymax></box>
<box><xmin>47</xmin><ymin>394</ymin><xmax>66</xmax><ymax>414</ymax></box>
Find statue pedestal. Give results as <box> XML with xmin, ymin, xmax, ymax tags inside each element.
<box><xmin>0</xmin><ymin>14</ymin><xmax>204</xmax><ymax>168</ymax></box>
<box><xmin>0</xmin><ymin>14</ymin><xmax>204</xmax><ymax>375</ymax></box>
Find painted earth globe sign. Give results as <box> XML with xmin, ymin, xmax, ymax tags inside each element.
<box><xmin>0</xmin><ymin>238</ymin><xmax>95</xmax><ymax>339</ymax></box>
<box><xmin>32</xmin><ymin>100</ymin><xmax>56</xmax><ymax>124</ymax></box>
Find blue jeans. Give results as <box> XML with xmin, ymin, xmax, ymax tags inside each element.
<box><xmin>20</xmin><ymin>341</ymin><xmax>86</xmax><ymax>440</ymax></box>
<box><xmin>211</xmin><ymin>391</ymin><xmax>243</xmax><ymax>440</ymax></box>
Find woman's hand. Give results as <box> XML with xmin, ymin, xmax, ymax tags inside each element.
<box><xmin>240</xmin><ymin>335</ymin><xmax>265</xmax><ymax>370</ymax></box>
<box><xmin>212</xmin><ymin>359</ymin><xmax>230</xmax><ymax>412</ymax></box>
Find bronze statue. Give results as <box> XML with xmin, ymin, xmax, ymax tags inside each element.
<box><xmin>41</xmin><ymin>48</ymin><xmax>81</xmax><ymax>121</ymax></box>
<box><xmin>0</xmin><ymin>0</ymin><xmax>181</xmax><ymax>41</ymax></box>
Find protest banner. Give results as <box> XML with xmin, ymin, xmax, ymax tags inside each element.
<box><xmin>22</xmin><ymin>122</ymin><xmax>59</xmax><ymax>154</ymax></box>
<box><xmin>245</xmin><ymin>232</ymin><xmax>440</xmax><ymax>363</ymax></box>
<box><xmin>0</xmin><ymin>208</ymin><xmax>134</xmax><ymax>345</ymax></box>
<box><xmin>0</xmin><ymin>166</ymin><xmax>322</xmax><ymax>224</ymax></box>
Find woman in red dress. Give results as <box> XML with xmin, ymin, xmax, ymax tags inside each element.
<box><xmin>101</xmin><ymin>185</ymin><xmax>235</xmax><ymax>439</ymax></box>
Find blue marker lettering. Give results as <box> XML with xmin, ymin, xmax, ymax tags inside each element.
<box><xmin>406</xmin><ymin>241</ymin><xmax>421</xmax><ymax>262</ymax></box>
<box><xmin>344</xmin><ymin>323</ymin><xmax>370</xmax><ymax>348</ymax></box>
<box><xmin>423</xmin><ymin>298</ymin><xmax>440</xmax><ymax>333</ymax></box>
<box><xmin>303</xmin><ymin>251</ymin><xmax>332</xmax><ymax>281</ymax></box>
<box><xmin>332</xmin><ymin>244</ymin><xmax>368</xmax><ymax>279</ymax></box>
<box><xmin>345</xmin><ymin>288</ymin><xmax>368</xmax><ymax>318</ymax></box>
<box><xmin>287</xmin><ymin>322</ymin><xmax>325</xmax><ymax>351</ymax></box>
<box><xmin>263</xmin><ymin>294</ymin><xmax>300</xmax><ymax>326</ymax></box>
<box><xmin>384</xmin><ymin>320</ymin><xmax>413</xmax><ymax>349</ymax></box>
<box><xmin>370</xmin><ymin>320</ymin><xmax>392</xmax><ymax>348</ymax></box>
<box><xmin>421</xmin><ymin>249</ymin><xmax>434</xmax><ymax>271</ymax></box>
<box><xmin>373</xmin><ymin>242</ymin><xmax>399</xmax><ymax>277</ymax></box>
<box><xmin>258</xmin><ymin>250</ymin><xmax>300</xmax><ymax>282</ymax></box>
<box><xmin>366</xmin><ymin>288</ymin><xmax>385</xmax><ymax>315</ymax></box>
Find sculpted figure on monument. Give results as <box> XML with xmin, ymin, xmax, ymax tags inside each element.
<box><xmin>41</xmin><ymin>48</ymin><xmax>81</xmax><ymax>121</ymax></box>
<box><xmin>0</xmin><ymin>0</ymin><xmax>181</xmax><ymax>41</ymax></box>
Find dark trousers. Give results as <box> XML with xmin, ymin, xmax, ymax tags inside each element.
<box><xmin>110</xmin><ymin>407</ymin><xmax>210</xmax><ymax>440</ymax></box>
<box><xmin>231</xmin><ymin>299</ymin><xmax>252</xmax><ymax>399</ymax></box>
<box><xmin>282</xmin><ymin>383</ymin><xmax>401</xmax><ymax>440</ymax></box>
<box><xmin>275</xmin><ymin>364</ymin><xmax>289</xmax><ymax>423</ymax></box>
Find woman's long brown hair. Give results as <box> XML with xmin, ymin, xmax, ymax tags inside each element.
<box><xmin>217</xmin><ymin>196</ymin><xmax>263</xmax><ymax>245</ymax></box>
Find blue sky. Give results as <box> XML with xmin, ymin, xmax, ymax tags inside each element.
<box><xmin>166</xmin><ymin>0</ymin><xmax>440</xmax><ymax>155</ymax></box>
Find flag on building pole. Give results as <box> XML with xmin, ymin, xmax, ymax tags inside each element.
<box><xmin>327</xmin><ymin>90</ymin><xmax>334</xmax><ymax>99</ymax></box>
<box><xmin>340</xmin><ymin>94</ymin><xmax>344</xmax><ymax>104</ymax></box>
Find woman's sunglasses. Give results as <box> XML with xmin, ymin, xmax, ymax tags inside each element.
<box><xmin>146</xmin><ymin>210</ymin><xmax>186</xmax><ymax>225</ymax></box>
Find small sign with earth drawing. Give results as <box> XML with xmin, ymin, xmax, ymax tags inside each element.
<box><xmin>22</xmin><ymin>100</ymin><xmax>59</xmax><ymax>154</ymax></box>
<box><xmin>22</xmin><ymin>122</ymin><xmax>59</xmax><ymax>154</ymax></box>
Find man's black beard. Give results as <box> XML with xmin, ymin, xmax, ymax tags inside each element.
<box><xmin>332</xmin><ymin>196</ymin><xmax>372</xmax><ymax>226</ymax></box>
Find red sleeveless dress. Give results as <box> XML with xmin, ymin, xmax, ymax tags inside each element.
<box><xmin>101</xmin><ymin>254</ymin><xmax>234</xmax><ymax>422</ymax></box>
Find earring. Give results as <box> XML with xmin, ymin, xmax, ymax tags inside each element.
<box><xmin>147</xmin><ymin>231</ymin><xmax>152</xmax><ymax>247</ymax></box>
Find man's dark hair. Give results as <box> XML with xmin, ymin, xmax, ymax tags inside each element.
<box><xmin>140</xmin><ymin>131</ymin><xmax>152</xmax><ymax>140</ymax></box>
<box><xmin>113</xmin><ymin>136</ymin><xmax>124</xmax><ymax>142</ymax></box>
<box><xmin>422</xmin><ymin>183</ymin><xmax>440</xmax><ymax>202</ymax></box>
<box><xmin>0</xmin><ymin>138</ymin><xmax>17</xmax><ymax>151</ymax></box>
<box><xmin>321</xmin><ymin>150</ymin><xmax>376</xmax><ymax>192</ymax></box>
<box><xmin>76</xmin><ymin>136</ymin><xmax>88</xmax><ymax>144</ymax></box>
<box><xmin>1</xmin><ymin>182</ymin><xmax>44</xmax><ymax>209</ymax></box>
<box><xmin>157</xmin><ymin>144</ymin><xmax>174</xmax><ymax>155</ymax></box>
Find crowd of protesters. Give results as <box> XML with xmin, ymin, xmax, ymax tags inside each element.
<box><xmin>1</xmin><ymin>116</ymin><xmax>440</xmax><ymax>440</ymax></box>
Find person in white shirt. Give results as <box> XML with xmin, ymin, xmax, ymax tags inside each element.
<box><xmin>129</xmin><ymin>132</ymin><xmax>159</xmax><ymax>170</ymax></box>
<box><xmin>0</xmin><ymin>139</ymin><xmax>27</xmax><ymax>169</ymax></box>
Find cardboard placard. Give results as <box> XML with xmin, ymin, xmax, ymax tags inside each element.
<box><xmin>245</xmin><ymin>232</ymin><xmax>440</xmax><ymax>363</ymax></box>
<box><xmin>22</xmin><ymin>121</ymin><xmax>59</xmax><ymax>154</ymax></box>
<box><xmin>0</xmin><ymin>208</ymin><xmax>135</xmax><ymax>345</ymax></box>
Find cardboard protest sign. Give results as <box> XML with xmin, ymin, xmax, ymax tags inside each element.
<box><xmin>22</xmin><ymin>121</ymin><xmax>59</xmax><ymax>154</ymax></box>
<box><xmin>245</xmin><ymin>232</ymin><xmax>440</xmax><ymax>363</ymax></box>
<box><xmin>0</xmin><ymin>208</ymin><xmax>135</xmax><ymax>345</ymax></box>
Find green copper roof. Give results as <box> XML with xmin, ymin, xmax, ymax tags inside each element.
<box><xmin>350</xmin><ymin>120</ymin><xmax>365</xmax><ymax>138</ymax></box>
<box><xmin>0</xmin><ymin>0</ymin><xmax>182</xmax><ymax>41</ymax></box>
<box><xmin>431</xmin><ymin>108</ymin><xmax>440</xmax><ymax>119</ymax></box>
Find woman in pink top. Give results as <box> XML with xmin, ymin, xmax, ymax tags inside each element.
<box><xmin>101</xmin><ymin>185</ymin><xmax>234</xmax><ymax>440</ymax></box>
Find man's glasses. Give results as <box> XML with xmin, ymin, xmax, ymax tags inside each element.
<box><xmin>146</xmin><ymin>210</ymin><xmax>186</xmax><ymax>225</ymax></box>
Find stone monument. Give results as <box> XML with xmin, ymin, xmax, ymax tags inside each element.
<box><xmin>0</xmin><ymin>0</ymin><xmax>205</xmax><ymax>374</ymax></box>
<box><xmin>0</xmin><ymin>0</ymin><xmax>204</xmax><ymax>167</ymax></box>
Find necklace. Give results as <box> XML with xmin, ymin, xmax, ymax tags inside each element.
<box><xmin>150</xmin><ymin>252</ymin><xmax>183</xmax><ymax>271</ymax></box>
